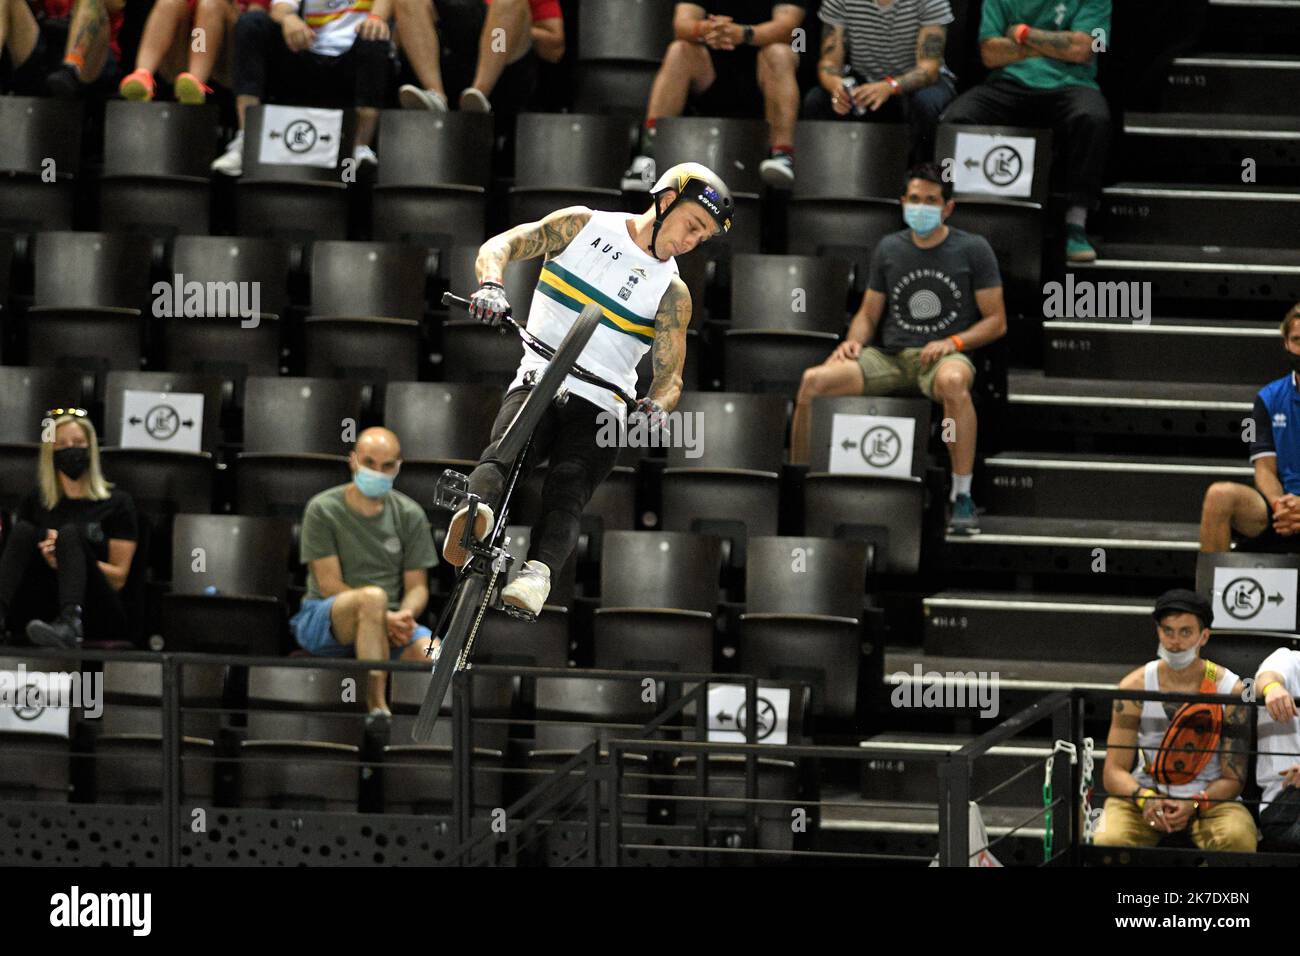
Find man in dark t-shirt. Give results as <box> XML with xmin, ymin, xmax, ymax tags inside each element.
<box><xmin>792</xmin><ymin>162</ymin><xmax>1007</xmax><ymax>534</ymax></box>
<box><xmin>623</xmin><ymin>2</ymin><xmax>806</xmax><ymax>191</ymax></box>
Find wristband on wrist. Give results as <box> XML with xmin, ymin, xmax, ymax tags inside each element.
<box><xmin>481</xmin><ymin>278</ymin><xmax>504</xmax><ymax>289</ymax></box>
<box><xmin>885</xmin><ymin>75</ymin><xmax>901</xmax><ymax>94</ymax></box>
<box><xmin>949</xmin><ymin>334</ymin><xmax>965</xmax><ymax>352</ymax></box>
<box><xmin>742</xmin><ymin>24</ymin><xmax>755</xmax><ymax>45</ymax></box>
<box><xmin>1013</xmin><ymin>23</ymin><xmax>1032</xmax><ymax>45</ymax></box>
<box><xmin>1135</xmin><ymin>787</ymin><xmax>1158</xmax><ymax>810</ymax></box>
<box><xmin>1263</xmin><ymin>680</ymin><xmax>1283</xmax><ymax>699</ymax></box>
<box><xmin>1194</xmin><ymin>790</ymin><xmax>1212</xmax><ymax>814</ymax></box>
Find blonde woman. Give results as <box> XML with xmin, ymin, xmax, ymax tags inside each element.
<box><xmin>0</xmin><ymin>410</ymin><xmax>138</xmax><ymax>648</ymax></box>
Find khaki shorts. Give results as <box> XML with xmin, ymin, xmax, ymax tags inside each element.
<box><xmin>855</xmin><ymin>346</ymin><xmax>976</xmax><ymax>400</ymax></box>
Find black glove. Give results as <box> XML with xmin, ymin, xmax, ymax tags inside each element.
<box><xmin>628</xmin><ymin>396</ymin><xmax>667</xmax><ymax>433</ymax></box>
<box><xmin>469</xmin><ymin>280</ymin><xmax>511</xmax><ymax>327</ymax></box>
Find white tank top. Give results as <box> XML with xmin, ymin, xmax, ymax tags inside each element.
<box><xmin>1133</xmin><ymin>659</ymin><xmax>1238</xmax><ymax>799</ymax></box>
<box><xmin>508</xmin><ymin>209</ymin><xmax>680</xmax><ymax>418</ymax></box>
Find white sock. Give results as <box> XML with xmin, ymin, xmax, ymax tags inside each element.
<box><xmin>951</xmin><ymin>472</ymin><xmax>972</xmax><ymax>502</ymax></box>
<box><xmin>1066</xmin><ymin>205</ymin><xmax>1087</xmax><ymax>228</ymax></box>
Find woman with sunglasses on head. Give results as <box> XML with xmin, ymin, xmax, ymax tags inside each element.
<box><xmin>0</xmin><ymin>410</ymin><xmax>138</xmax><ymax>648</ymax></box>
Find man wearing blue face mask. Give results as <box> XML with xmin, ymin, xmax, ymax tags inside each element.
<box><xmin>1095</xmin><ymin>589</ymin><xmax>1256</xmax><ymax>852</ymax></box>
<box><xmin>791</xmin><ymin>162</ymin><xmax>1006</xmax><ymax>535</ymax></box>
<box><xmin>290</xmin><ymin>426</ymin><xmax>439</xmax><ymax>717</ymax></box>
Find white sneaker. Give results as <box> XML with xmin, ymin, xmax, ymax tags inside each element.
<box><xmin>501</xmin><ymin>560</ymin><xmax>550</xmax><ymax>618</ymax></box>
<box><xmin>760</xmin><ymin>153</ymin><xmax>794</xmax><ymax>189</ymax></box>
<box><xmin>622</xmin><ymin>154</ymin><xmax>655</xmax><ymax>192</ymax></box>
<box><xmin>399</xmin><ymin>84</ymin><xmax>448</xmax><ymax>112</ymax></box>
<box><xmin>442</xmin><ymin>502</ymin><xmax>494</xmax><ymax>566</ymax></box>
<box><xmin>459</xmin><ymin>87</ymin><xmax>491</xmax><ymax>113</ymax></box>
<box><xmin>353</xmin><ymin>144</ymin><xmax>378</xmax><ymax>167</ymax></box>
<box><xmin>211</xmin><ymin>130</ymin><xmax>244</xmax><ymax>177</ymax></box>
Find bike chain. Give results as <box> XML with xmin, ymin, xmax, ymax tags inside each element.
<box><xmin>455</xmin><ymin>564</ymin><xmax>501</xmax><ymax>672</ymax></box>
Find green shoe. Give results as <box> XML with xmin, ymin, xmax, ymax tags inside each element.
<box><xmin>1066</xmin><ymin>224</ymin><xmax>1097</xmax><ymax>263</ymax></box>
<box><xmin>948</xmin><ymin>494</ymin><xmax>980</xmax><ymax>535</ymax></box>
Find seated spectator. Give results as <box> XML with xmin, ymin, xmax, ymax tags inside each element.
<box><xmin>290</xmin><ymin>427</ymin><xmax>437</xmax><ymax>716</ymax></box>
<box><xmin>623</xmin><ymin>2</ymin><xmax>805</xmax><ymax>191</ymax></box>
<box><xmin>210</xmin><ymin>0</ymin><xmax>393</xmax><ymax>177</ymax></box>
<box><xmin>938</xmin><ymin>0</ymin><xmax>1111</xmax><ymax>263</ymax></box>
<box><xmin>1255</xmin><ymin>647</ymin><xmax>1300</xmax><ymax>849</ymax></box>
<box><xmin>790</xmin><ymin>162</ymin><xmax>1005</xmax><ymax>535</ymax></box>
<box><xmin>1200</xmin><ymin>304</ymin><xmax>1300</xmax><ymax>554</ymax></box>
<box><xmin>119</xmin><ymin>0</ymin><xmax>269</xmax><ymax>104</ymax></box>
<box><xmin>0</xmin><ymin>0</ymin><xmax>124</xmax><ymax>97</ymax></box>
<box><xmin>1095</xmin><ymin>589</ymin><xmax>1256</xmax><ymax>853</ymax></box>
<box><xmin>0</xmin><ymin>410</ymin><xmax>138</xmax><ymax>648</ymax></box>
<box><xmin>395</xmin><ymin>0</ymin><xmax>564</xmax><ymax>113</ymax></box>
<box><xmin>804</xmin><ymin>0</ymin><xmax>956</xmax><ymax>164</ymax></box>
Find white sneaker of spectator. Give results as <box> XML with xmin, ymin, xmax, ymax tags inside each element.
<box><xmin>211</xmin><ymin>130</ymin><xmax>244</xmax><ymax>177</ymax></box>
<box><xmin>622</xmin><ymin>155</ymin><xmax>655</xmax><ymax>192</ymax></box>
<box><xmin>459</xmin><ymin>87</ymin><xmax>491</xmax><ymax>113</ymax></box>
<box><xmin>353</xmin><ymin>144</ymin><xmax>378</xmax><ymax>167</ymax></box>
<box><xmin>501</xmin><ymin>560</ymin><xmax>550</xmax><ymax>617</ymax></box>
<box><xmin>399</xmin><ymin>84</ymin><xmax>448</xmax><ymax>111</ymax></box>
<box><xmin>760</xmin><ymin>153</ymin><xmax>794</xmax><ymax>189</ymax></box>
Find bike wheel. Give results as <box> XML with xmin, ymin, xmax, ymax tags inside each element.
<box><xmin>411</xmin><ymin>572</ymin><xmax>489</xmax><ymax>742</ymax></box>
<box><xmin>495</xmin><ymin>302</ymin><xmax>604</xmax><ymax>465</ymax></box>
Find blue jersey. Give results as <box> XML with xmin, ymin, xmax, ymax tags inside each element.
<box><xmin>1250</xmin><ymin>373</ymin><xmax>1300</xmax><ymax>495</ymax></box>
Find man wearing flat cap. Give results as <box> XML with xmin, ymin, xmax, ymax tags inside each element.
<box><xmin>1094</xmin><ymin>588</ymin><xmax>1257</xmax><ymax>851</ymax></box>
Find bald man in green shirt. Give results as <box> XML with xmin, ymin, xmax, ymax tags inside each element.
<box><xmin>940</xmin><ymin>0</ymin><xmax>1112</xmax><ymax>263</ymax></box>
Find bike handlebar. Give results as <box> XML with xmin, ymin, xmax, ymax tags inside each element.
<box><xmin>442</xmin><ymin>291</ymin><xmax>639</xmax><ymax>409</ymax></box>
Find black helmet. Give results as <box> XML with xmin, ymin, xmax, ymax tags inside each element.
<box><xmin>649</xmin><ymin>162</ymin><xmax>734</xmax><ymax>260</ymax></box>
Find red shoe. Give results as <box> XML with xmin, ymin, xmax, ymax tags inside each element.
<box><xmin>119</xmin><ymin>68</ymin><xmax>155</xmax><ymax>102</ymax></box>
<box><xmin>174</xmin><ymin>71</ymin><xmax>212</xmax><ymax>105</ymax></box>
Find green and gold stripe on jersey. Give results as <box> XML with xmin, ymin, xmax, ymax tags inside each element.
<box><xmin>537</xmin><ymin>260</ymin><xmax>656</xmax><ymax>345</ymax></box>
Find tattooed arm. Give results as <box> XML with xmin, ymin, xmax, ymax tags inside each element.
<box><xmin>475</xmin><ymin>206</ymin><xmax>593</xmax><ymax>283</ymax></box>
<box><xmin>1211</xmin><ymin>685</ymin><xmax>1249</xmax><ymax>802</ymax></box>
<box><xmin>1010</xmin><ymin>25</ymin><xmax>1096</xmax><ymax>64</ymax></box>
<box><xmin>1101</xmin><ymin>669</ymin><xmax>1146</xmax><ymax>799</ymax></box>
<box><xmin>893</xmin><ymin>24</ymin><xmax>946</xmax><ymax>93</ymax></box>
<box><xmin>646</xmin><ymin>276</ymin><xmax>692</xmax><ymax>412</ymax></box>
<box><xmin>817</xmin><ymin>23</ymin><xmax>846</xmax><ymax>90</ymax></box>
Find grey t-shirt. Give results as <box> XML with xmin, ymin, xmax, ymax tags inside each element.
<box><xmin>300</xmin><ymin>484</ymin><xmax>437</xmax><ymax>609</ymax></box>
<box><xmin>867</xmin><ymin>227</ymin><xmax>1002</xmax><ymax>354</ymax></box>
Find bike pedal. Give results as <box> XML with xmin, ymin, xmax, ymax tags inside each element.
<box><xmin>500</xmin><ymin>604</ymin><xmax>537</xmax><ymax>623</ymax></box>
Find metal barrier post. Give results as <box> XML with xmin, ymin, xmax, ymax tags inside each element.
<box><xmin>1050</xmin><ymin>699</ymin><xmax>1074</xmax><ymax>865</ymax></box>
<box><xmin>743</xmin><ymin>674</ymin><xmax>758</xmax><ymax>853</ymax></box>
<box><xmin>162</xmin><ymin>655</ymin><xmax>181</xmax><ymax>866</ymax></box>
<box><xmin>453</xmin><ymin>669</ymin><xmax>471</xmax><ymax>847</ymax></box>
<box><xmin>607</xmin><ymin>742</ymin><xmax>624</xmax><ymax>866</ymax></box>
<box><xmin>937</xmin><ymin>755</ymin><xmax>970</xmax><ymax>867</ymax></box>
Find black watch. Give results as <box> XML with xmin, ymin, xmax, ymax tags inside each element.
<box><xmin>743</xmin><ymin>24</ymin><xmax>755</xmax><ymax>45</ymax></box>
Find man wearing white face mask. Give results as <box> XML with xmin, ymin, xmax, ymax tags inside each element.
<box><xmin>1095</xmin><ymin>589</ymin><xmax>1257</xmax><ymax>852</ymax></box>
<box><xmin>289</xmin><ymin>427</ymin><xmax>438</xmax><ymax>716</ymax></box>
<box><xmin>791</xmin><ymin>162</ymin><xmax>1006</xmax><ymax>535</ymax></box>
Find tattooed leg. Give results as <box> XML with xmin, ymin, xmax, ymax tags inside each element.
<box><xmin>64</xmin><ymin>0</ymin><xmax>109</xmax><ymax>82</ymax></box>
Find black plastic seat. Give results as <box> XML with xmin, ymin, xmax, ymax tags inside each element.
<box><xmin>0</xmin><ymin>97</ymin><xmax>82</xmax><ymax>237</ymax></box>
<box><xmin>573</xmin><ymin>0</ymin><xmax>674</xmax><ymax>117</ymax></box>
<box><xmin>507</xmin><ymin>113</ymin><xmax>632</xmax><ymax>225</ymax></box>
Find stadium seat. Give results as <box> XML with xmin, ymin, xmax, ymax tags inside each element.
<box><xmin>98</xmin><ymin>101</ymin><xmax>217</xmax><ymax>239</ymax></box>
<box><xmin>26</xmin><ymin>231</ymin><xmax>152</xmax><ymax>384</ymax></box>
<box><xmin>239</xmin><ymin>664</ymin><xmax>366</xmax><ymax>811</ymax></box>
<box><xmin>593</xmin><ymin>531</ymin><xmax>722</xmax><ymax>673</ymax></box>
<box><xmin>657</xmin><ymin>392</ymin><xmax>787</xmax><ymax>571</ymax></box>
<box><xmin>235</xmin><ymin>105</ymin><xmax>356</xmax><ymax>245</ymax></box>
<box><xmin>803</xmin><ymin>396</ymin><xmax>930</xmax><ymax>575</ymax></box>
<box><xmin>242</xmin><ymin>376</ymin><xmax>367</xmax><ymax>455</ymax></box>
<box><xmin>573</xmin><ymin>0</ymin><xmax>674</xmax><ymax>117</ymax></box>
<box><xmin>0</xmin><ymin>653</ymin><xmax>78</xmax><ymax>802</ymax></box>
<box><xmin>161</xmin><ymin>515</ymin><xmax>294</xmax><ymax>655</ymax></box>
<box><xmin>99</xmin><ymin>447</ymin><xmax>215</xmax><ymax>581</ymax></box>
<box><xmin>670</xmin><ymin>754</ymin><xmax>804</xmax><ymax>854</ymax></box>
<box><xmin>0</xmin><ymin>97</ymin><xmax>81</xmax><ymax>237</ymax></box>
<box><xmin>232</xmin><ymin>453</ymin><xmax>348</xmax><ymax>521</ymax></box>
<box><xmin>444</xmin><ymin>243</ymin><xmax>544</xmax><ymax>322</ymax></box>
<box><xmin>382</xmin><ymin>382</ymin><xmax>501</xmax><ymax>464</ymax></box>
<box><xmin>722</xmin><ymin>254</ymin><xmax>851</xmax><ymax>394</ymax></box>
<box><xmin>371</xmin><ymin>111</ymin><xmax>493</xmax><ymax>264</ymax></box>
<box><xmin>0</xmin><ymin>367</ymin><xmax>87</xmax><ymax>444</ymax></box>
<box><xmin>507</xmin><ymin>113</ymin><xmax>632</xmax><ymax>225</ymax></box>
<box><xmin>161</xmin><ymin>236</ymin><xmax>292</xmax><ymax>413</ymax></box>
<box><xmin>739</xmin><ymin>536</ymin><xmax>869</xmax><ymax>722</ymax></box>
<box><xmin>441</xmin><ymin>321</ymin><xmax>526</xmax><ymax>384</ymax></box>
<box><xmin>93</xmin><ymin>659</ymin><xmax>224</xmax><ymax>804</ymax></box>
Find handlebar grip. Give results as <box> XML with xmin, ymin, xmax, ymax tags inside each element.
<box><xmin>441</xmin><ymin>292</ymin><xmax>472</xmax><ymax>311</ymax></box>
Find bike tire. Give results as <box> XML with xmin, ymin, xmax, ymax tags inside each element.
<box><xmin>495</xmin><ymin>302</ymin><xmax>605</xmax><ymax>465</ymax></box>
<box><xmin>411</xmin><ymin>572</ymin><xmax>489</xmax><ymax>742</ymax></box>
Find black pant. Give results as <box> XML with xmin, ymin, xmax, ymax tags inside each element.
<box><xmin>468</xmin><ymin>387</ymin><xmax>619</xmax><ymax>570</ymax></box>
<box><xmin>0</xmin><ymin>519</ymin><xmax>128</xmax><ymax>641</ymax></box>
<box><xmin>939</xmin><ymin>75</ymin><xmax>1112</xmax><ymax>208</ymax></box>
<box><xmin>1259</xmin><ymin>788</ymin><xmax>1300</xmax><ymax>850</ymax></box>
<box><xmin>802</xmin><ymin>75</ymin><xmax>957</xmax><ymax>165</ymax></box>
<box><xmin>233</xmin><ymin>9</ymin><xmax>392</xmax><ymax>108</ymax></box>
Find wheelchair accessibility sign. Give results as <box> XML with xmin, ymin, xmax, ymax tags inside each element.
<box><xmin>951</xmin><ymin>131</ymin><xmax>1037</xmax><ymax>199</ymax></box>
<box><xmin>258</xmin><ymin>105</ymin><xmax>344</xmax><ymax>169</ymax></box>
<box><xmin>708</xmin><ymin>685</ymin><xmax>789</xmax><ymax>745</ymax></box>
<box><xmin>828</xmin><ymin>413</ymin><xmax>916</xmax><ymax>480</ymax></box>
<box><xmin>120</xmin><ymin>390</ymin><xmax>204</xmax><ymax>453</ymax></box>
<box><xmin>1211</xmin><ymin>566</ymin><xmax>1297</xmax><ymax>631</ymax></box>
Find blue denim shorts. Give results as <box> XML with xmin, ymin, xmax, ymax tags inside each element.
<box><xmin>291</xmin><ymin>595</ymin><xmax>433</xmax><ymax>660</ymax></box>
